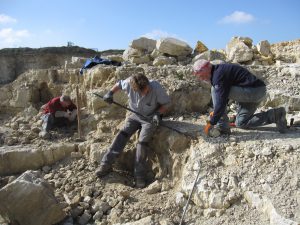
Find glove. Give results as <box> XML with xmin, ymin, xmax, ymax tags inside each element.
<box><xmin>204</xmin><ymin>121</ymin><xmax>221</xmax><ymax>137</ymax></box>
<box><xmin>152</xmin><ymin>112</ymin><xmax>162</xmax><ymax>126</ymax></box>
<box><xmin>68</xmin><ymin>110</ymin><xmax>77</xmax><ymax>121</ymax></box>
<box><xmin>103</xmin><ymin>90</ymin><xmax>114</xmax><ymax>104</ymax></box>
<box><xmin>204</xmin><ymin>121</ymin><xmax>213</xmax><ymax>135</ymax></box>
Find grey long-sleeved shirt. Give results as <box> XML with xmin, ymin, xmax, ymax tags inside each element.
<box><xmin>118</xmin><ymin>77</ymin><xmax>170</xmax><ymax>117</ymax></box>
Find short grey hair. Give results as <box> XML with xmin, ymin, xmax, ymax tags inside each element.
<box><xmin>60</xmin><ymin>95</ymin><xmax>71</xmax><ymax>102</ymax></box>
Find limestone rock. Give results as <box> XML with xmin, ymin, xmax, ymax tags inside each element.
<box><xmin>130</xmin><ymin>37</ymin><xmax>156</xmax><ymax>52</ymax></box>
<box><xmin>0</xmin><ymin>143</ymin><xmax>75</xmax><ymax>175</ymax></box>
<box><xmin>0</xmin><ymin>170</ymin><xmax>65</xmax><ymax>225</ymax></box>
<box><xmin>114</xmin><ymin>215</ymin><xmax>155</xmax><ymax>225</ymax></box>
<box><xmin>194</xmin><ymin>40</ymin><xmax>208</xmax><ymax>55</ymax></box>
<box><xmin>89</xmin><ymin>143</ymin><xmax>107</xmax><ymax>163</ymax></box>
<box><xmin>226</xmin><ymin>41</ymin><xmax>253</xmax><ymax>63</ymax></box>
<box><xmin>150</xmin><ymin>48</ymin><xmax>164</xmax><ymax>59</ymax></box>
<box><xmin>193</xmin><ymin>50</ymin><xmax>226</xmax><ymax>62</ymax></box>
<box><xmin>257</xmin><ymin>40</ymin><xmax>271</xmax><ymax>57</ymax></box>
<box><xmin>228</xmin><ymin>36</ymin><xmax>253</xmax><ymax>48</ymax></box>
<box><xmin>153</xmin><ymin>56</ymin><xmax>176</xmax><ymax>66</ymax></box>
<box><xmin>156</xmin><ymin>38</ymin><xmax>193</xmax><ymax>57</ymax></box>
<box><xmin>123</xmin><ymin>47</ymin><xmax>151</xmax><ymax>64</ymax></box>
<box><xmin>145</xmin><ymin>180</ymin><xmax>162</xmax><ymax>194</ymax></box>
<box><xmin>105</xmin><ymin>55</ymin><xmax>124</xmax><ymax>63</ymax></box>
<box><xmin>244</xmin><ymin>191</ymin><xmax>298</xmax><ymax>225</ymax></box>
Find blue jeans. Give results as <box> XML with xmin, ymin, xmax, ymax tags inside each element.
<box><xmin>211</xmin><ymin>85</ymin><xmax>267</xmax><ymax>129</ymax></box>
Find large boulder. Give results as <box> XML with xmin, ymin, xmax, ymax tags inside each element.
<box><xmin>226</xmin><ymin>36</ymin><xmax>254</xmax><ymax>63</ymax></box>
<box><xmin>122</xmin><ymin>47</ymin><xmax>151</xmax><ymax>65</ymax></box>
<box><xmin>226</xmin><ymin>41</ymin><xmax>253</xmax><ymax>63</ymax></box>
<box><xmin>0</xmin><ymin>171</ymin><xmax>65</xmax><ymax>225</ymax></box>
<box><xmin>194</xmin><ymin>40</ymin><xmax>209</xmax><ymax>55</ymax></box>
<box><xmin>0</xmin><ymin>143</ymin><xmax>75</xmax><ymax>175</ymax></box>
<box><xmin>193</xmin><ymin>50</ymin><xmax>226</xmax><ymax>62</ymax></box>
<box><xmin>257</xmin><ymin>40</ymin><xmax>271</xmax><ymax>57</ymax></box>
<box><xmin>83</xmin><ymin>65</ymin><xmax>116</xmax><ymax>90</ymax></box>
<box><xmin>130</xmin><ymin>37</ymin><xmax>156</xmax><ymax>52</ymax></box>
<box><xmin>228</xmin><ymin>36</ymin><xmax>253</xmax><ymax>48</ymax></box>
<box><xmin>156</xmin><ymin>38</ymin><xmax>193</xmax><ymax>56</ymax></box>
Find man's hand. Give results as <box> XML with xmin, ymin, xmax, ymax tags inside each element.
<box><xmin>152</xmin><ymin>112</ymin><xmax>162</xmax><ymax>126</ymax></box>
<box><xmin>103</xmin><ymin>90</ymin><xmax>114</xmax><ymax>104</ymax></box>
<box><xmin>204</xmin><ymin>121</ymin><xmax>212</xmax><ymax>135</ymax></box>
<box><xmin>204</xmin><ymin>121</ymin><xmax>220</xmax><ymax>137</ymax></box>
<box><xmin>68</xmin><ymin>110</ymin><xmax>77</xmax><ymax>121</ymax></box>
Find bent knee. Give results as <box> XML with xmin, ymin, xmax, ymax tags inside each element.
<box><xmin>235</xmin><ymin>119</ymin><xmax>249</xmax><ymax>129</ymax></box>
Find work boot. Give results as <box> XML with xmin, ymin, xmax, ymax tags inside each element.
<box><xmin>95</xmin><ymin>164</ymin><xmax>112</xmax><ymax>178</ymax></box>
<box><xmin>274</xmin><ymin>107</ymin><xmax>287</xmax><ymax>133</ymax></box>
<box><xmin>218</xmin><ymin>127</ymin><xmax>231</xmax><ymax>135</ymax></box>
<box><xmin>135</xmin><ymin>177</ymin><xmax>146</xmax><ymax>189</ymax></box>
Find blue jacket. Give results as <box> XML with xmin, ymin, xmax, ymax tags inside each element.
<box><xmin>80</xmin><ymin>56</ymin><xmax>121</xmax><ymax>75</ymax></box>
<box><xmin>210</xmin><ymin>64</ymin><xmax>265</xmax><ymax>125</ymax></box>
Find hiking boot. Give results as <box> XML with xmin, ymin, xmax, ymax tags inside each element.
<box><xmin>95</xmin><ymin>164</ymin><xmax>112</xmax><ymax>178</ymax></box>
<box><xmin>213</xmin><ymin>126</ymin><xmax>231</xmax><ymax>137</ymax></box>
<box><xmin>219</xmin><ymin>127</ymin><xmax>231</xmax><ymax>135</ymax></box>
<box><xmin>135</xmin><ymin>177</ymin><xmax>146</xmax><ymax>189</ymax></box>
<box><xmin>274</xmin><ymin>107</ymin><xmax>287</xmax><ymax>133</ymax></box>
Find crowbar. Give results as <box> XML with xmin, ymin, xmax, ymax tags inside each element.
<box><xmin>179</xmin><ymin>162</ymin><xmax>201</xmax><ymax>225</ymax></box>
<box><xmin>92</xmin><ymin>92</ymin><xmax>191</xmax><ymax>137</ymax></box>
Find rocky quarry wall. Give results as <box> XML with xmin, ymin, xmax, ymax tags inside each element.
<box><xmin>0</xmin><ymin>46</ymin><xmax>124</xmax><ymax>84</ymax></box>
<box><xmin>0</xmin><ymin>36</ymin><xmax>299</xmax><ymax>225</ymax></box>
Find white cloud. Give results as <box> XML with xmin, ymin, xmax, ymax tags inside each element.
<box><xmin>141</xmin><ymin>29</ymin><xmax>180</xmax><ymax>40</ymax></box>
<box><xmin>219</xmin><ymin>11</ymin><xmax>255</xmax><ymax>24</ymax></box>
<box><xmin>0</xmin><ymin>28</ymin><xmax>30</xmax><ymax>47</ymax></box>
<box><xmin>0</xmin><ymin>14</ymin><xmax>17</xmax><ymax>24</ymax></box>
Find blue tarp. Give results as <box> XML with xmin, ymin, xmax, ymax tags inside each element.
<box><xmin>80</xmin><ymin>55</ymin><xmax>121</xmax><ymax>75</ymax></box>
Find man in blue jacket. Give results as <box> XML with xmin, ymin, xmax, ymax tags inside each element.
<box><xmin>193</xmin><ymin>59</ymin><xmax>287</xmax><ymax>136</ymax></box>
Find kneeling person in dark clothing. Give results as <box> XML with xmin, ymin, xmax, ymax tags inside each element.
<box><xmin>192</xmin><ymin>59</ymin><xmax>287</xmax><ymax>137</ymax></box>
<box><xmin>39</xmin><ymin>95</ymin><xmax>77</xmax><ymax>139</ymax></box>
<box><xmin>95</xmin><ymin>71</ymin><xmax>170</xmax><ymax>188</ymax></box>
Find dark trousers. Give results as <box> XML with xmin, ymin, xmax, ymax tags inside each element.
<box><xmin>41</xmin><ymin>113</ymin><xmax>73</xmax><ymax>131</ymax></box>
<box><xmin>101</xmin><ymin>113</ymin><xmax>156</xmax><ymax>178</ymax></box>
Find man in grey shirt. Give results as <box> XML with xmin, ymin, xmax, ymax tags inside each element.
<box><xmin>95</xmin><ymin>71</ymin><xmax>170</xmax><ymax>188</ymax></box>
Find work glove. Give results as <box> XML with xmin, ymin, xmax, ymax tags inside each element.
<box><xmin>152</xmin><ymin>112</ymin><xmax>162</xmax><ymax>126</ymax></box>
<box><xmin>204</xmin><ymin>121</ymin><xmax>221</xmax><ymax>137</ymax></box>
<box><xmin>68</xmin><ymin>110</ymin><xmax>77</xmax><ymax>121</ymax></box>
<box><xmin>103</xmin><ymin>90</ymin><xmax>114</xmax><ymax>104</ymax></box>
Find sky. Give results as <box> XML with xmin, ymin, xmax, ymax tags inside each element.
<box><xmin>0</xmin><ymin>0</ymin><xmax>300</xmax><ymax>51</ymax></box>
